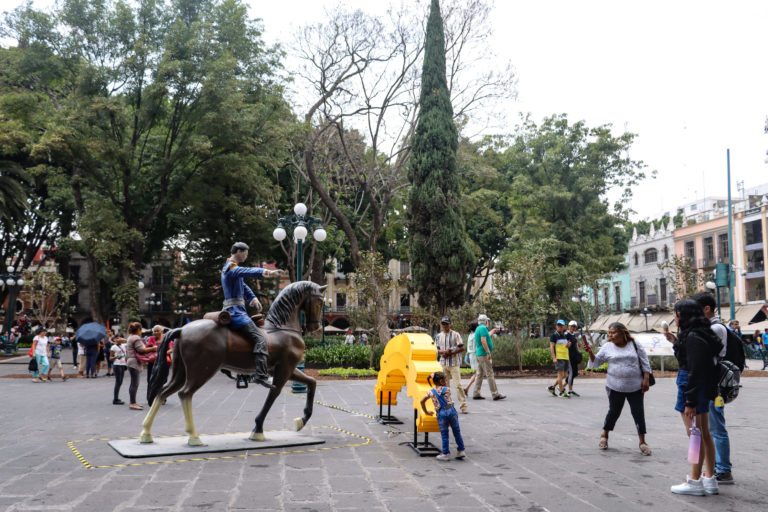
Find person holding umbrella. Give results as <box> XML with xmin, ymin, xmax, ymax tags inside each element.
<box><xmin>75</xmin><ymin>322</ymin><xmax>108</xmax><ymax>379</ymax></box>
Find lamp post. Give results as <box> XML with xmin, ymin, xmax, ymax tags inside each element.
<box><xmin>145</xmin><ymin>293</ymin><xmax>160</xmax><ymax>328</ymax></box>
<box><xmin>1</xmin><ymin>265</ymin><xmax>25</xmax><ymax>355</ymax></box>
<box><xmin>320</xmin><ymin>296</ymin><xmax>332</xmax><ymax>346</ymax></box>
<box><xmin>174</xmin><ymin>305</ymin><xmax>187</xmax><ymax>327</ymax></box>
<box><xmin>273</xmin><ymin>203</ymin><xmax>327</xmax><ymax>393</ymax></box>
<box><xmin>641</xmin><ymin>307</ymin><xmax>652</xmax><ymax>332</ymax></box>
<box><xmin>272</xmin><ymin>203</ymin><xmax>327</xmax><ymax>283</ymax></box>
<box><xmin>571</xmin><ymin>292</ymin><xmax>587</xmax><ymax>335</ymax></box>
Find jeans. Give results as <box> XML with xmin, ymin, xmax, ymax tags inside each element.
<box><xmin>85</xmin><ymin>347</ymin><xmax>98</xmax><ymax>376</ymax></box>
<box><xmin>128</xmin><ymin>367</ymin><xmax>140</xmax><ymax>404</ymax></box>
<box><xmin>709</xmin><ymin>400</ymin><xmax>731</xmax><ymax>473</ymax></box>
<box><xmin>437</xmin><ymin>408</ymin><xmax>465</xmax><ymax>454</ymax></box>
<box><xmin>603</xmin><ymin>387</ymin><xmax>646</xmax><ymax>434</ymax></box>
<box><xmin>34</xmin><ymin>354</ymin><xmax>49</xmax><ymax>378</ymax></box>
<box><xmin>113</xmin><ymin>366</ymin><xmax>126</xmax><ymax>401</ymax></box>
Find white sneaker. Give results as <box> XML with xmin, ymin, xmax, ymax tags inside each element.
<box><xmin>670</xmin><ymin>475</ymin><xmax>706</xmax><ymax>496</ymax></box>
<box><xmin>701</xmin><ymin>475</ymin><xmax>719</xmax><ymax>495</ymax></box>
<box><xmin>455</xmin><ymin>450</ymin><xmax>466</xmax><ymax>460</ymax></box>
<box><xmin>435</xmin><ymin>453</ymin><xmax>451</xmax><ymax>461</ymax></box>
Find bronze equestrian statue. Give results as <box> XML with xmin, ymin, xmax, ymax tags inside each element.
<box><xmin>140</xmin><ymin>280</ymin><xmax>326</xmax><ymax>445</ymax></box>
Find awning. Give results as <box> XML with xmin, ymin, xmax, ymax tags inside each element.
<box><xmin>743</xmin><ymin>320</ymin><xmax>768</xmax><ymax>334</ymax></box>
<box><xmin>734</xmin><ymin>304</ymin><xmax>765</xmax><ymax>326</ymax></box>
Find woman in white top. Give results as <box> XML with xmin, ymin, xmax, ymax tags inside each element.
<box><xmin>585</xmin><ymin>322</ymin><xmax>652</xmax><ymax>456</ymax></box>
<box><xmin>110</xmin><ymin>337</ymin><xmax>128</xmax><ymax>405</ymax></box>
<box><xmin>31</xmin><ymin>328</ymin><xmax>51</xmax><ymax>382</ymax></box>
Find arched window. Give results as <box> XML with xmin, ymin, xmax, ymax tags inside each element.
<box><xmin>644</xmin><ymin>248</ymin><xmax>658</xmax><ymax>264</ymax></box>
<box><xmin>663</xmin><ymin>245</ymin><xmax>669</xmax><ymax>260</ymax></box>
<box><xmin>634</xmin><ymin>253</ymin><xmax>639</xmax><ymax>266</ymax></box>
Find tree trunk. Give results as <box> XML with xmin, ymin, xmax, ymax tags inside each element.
<box><xmin>86</xmin><ymin>255</ymin><xmax>104</xmax><ymax>324</ymax></box>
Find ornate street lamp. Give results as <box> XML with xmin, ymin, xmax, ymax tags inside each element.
<box><xmin>640</xmin><ymin>307</ymin><xmax>653</xmax><ymax>332</ymax></box>
<box><xmin>1</xmin><ymin>265</ymin><xmax>25</xmax><ymax>355</ymax></box>
<box><xmin>145</xmin><ymin>293</ymin><xmax>160</xmax><ymax>328</ymax></box>
<box><xmin>272</xmin><ymin>203</ymin><xmax>327</xmax><ymax>282</ymax></box>
<box><xmin>273</xmin><ymin>203</ymin><xmax>327</xmax><ymax>393</ymax></box>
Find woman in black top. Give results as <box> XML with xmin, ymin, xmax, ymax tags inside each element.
<box><xmin>669</xmin><ymin>299</ymin><xmax>720</xmax><ymax>496</ymax></box>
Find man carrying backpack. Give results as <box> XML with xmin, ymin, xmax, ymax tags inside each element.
<box><xmin>691</xmin><ymin>292</ymin><xmax>743</xmax><ymax>486</ymax></box>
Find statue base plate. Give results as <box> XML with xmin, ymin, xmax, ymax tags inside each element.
<box><xmin>108</xmin><ymin>431</ymin><xmax>325</xmax><ymax>458</ymax></box>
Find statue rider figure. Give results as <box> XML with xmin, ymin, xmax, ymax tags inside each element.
<box><xmin>222</xmin><ymin>242</ymin><xmax>284</xmax><ymax>389</ymax></box>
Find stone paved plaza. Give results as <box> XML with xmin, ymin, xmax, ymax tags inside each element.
<box><xmin>1</xmin><ymin>357</ymin><xmax>767</xmax><ymax>512</ymax></box>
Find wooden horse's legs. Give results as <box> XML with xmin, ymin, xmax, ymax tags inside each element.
<box><xmin>140</xmin><ymin>399</ymin><xmax>164</xmax><ymax>444</ymax></box>
<box><xmin>249</xmin><ymin>366</ymin><xmax>317</xmax><ymax>441</ymax></box>
<box><xmin>139</xmin><ymin>356</ymin><xmax>187</xmax><ymax>444</ymax></box>
<box><xmin>179</xmin><ymin>394</ymin><xmax>204</xmax><ymax>446</ymax></box>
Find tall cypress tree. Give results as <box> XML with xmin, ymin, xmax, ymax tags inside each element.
<box><xmin>407</xmin><ymin>0</ymin><xmax>474</xmax><ymax>314</ymax></box>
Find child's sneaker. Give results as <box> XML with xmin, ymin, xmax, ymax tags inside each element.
<box><xmin>559</xmin><ymin>390</ymin><xmax>571</xmax><ymax>398</ymax></box>
<box><xmin>455</xmin><ymin>451</ymin><xmax>466</xmax><ymax>460</ymax></box>
<box><xmin>435</xmin><ymin>453</ymin><xmax>451</xmax><ymax>461</ymax></box>
<box><xmin>670</xmin><ymin>475</ymin><xmax>705</xmax><ymax>496</ymax></box>
<box><xmin>548</xmin><ymin>385</ymin><xmax>557</xmax><ymax>396</ymax></box>
<box><xmin>569</xmin><ymin>390</ymin><xmax>580</xmax><ymax>397</ymax></box>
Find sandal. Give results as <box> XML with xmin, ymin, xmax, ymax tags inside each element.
<box><xmin>129</xmin><ymin>404</ymin><xmax>144</xmax><ymax>410</ymax></box>
<box><xmin>599</xmin><ymin>437</ymin><xmax>608</xmax><ymax>450</ymax></box>
<box><xmin>639</xmin><ymin>442</ymin><xmax>652</xmax><ymax>456</ymax></box>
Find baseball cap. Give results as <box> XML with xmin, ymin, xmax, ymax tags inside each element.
<box><xmin>440</xmin><ymin>316</ymin><xmax>451</xmax><ymax>324</ymax></box>
<box><xmin>556</xmin><ymin>319</ymin><xmax>566</xmax><ymax>326</ymax></box>
<box><xmin>568</xmin><ymin>320</ymin><xmax>578</xmax><ymax>326</ymax></box>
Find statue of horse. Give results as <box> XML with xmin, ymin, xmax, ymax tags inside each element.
<box><xmin>140</xmin><ymin>281</ymin><xmax>326</xmax><ymax>446</ymax></box>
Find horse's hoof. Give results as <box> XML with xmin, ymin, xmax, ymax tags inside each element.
<box><xmin>188</xmin><ymin>437</ymin><xmax>204</xmax><ymax>447</ymax></box>
<box><xmin>139</xmin><ymin>434</ymin><xmax>153</xmax><ymax>444</ymax></box>
<box><xmin>249</xmin><ymin>432</ymin><xmax>265</xmax><ymax>441</ymax></box>
<box><xmin>293</xmin><ymin>418</ymin><xmax>305</xmax><ymax>431</ymax></box>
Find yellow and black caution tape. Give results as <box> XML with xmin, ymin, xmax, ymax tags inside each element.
<box><xmin>68</xmin><ymin>425</ymin><xmax>372</xmax><ymax>470</ymax></box>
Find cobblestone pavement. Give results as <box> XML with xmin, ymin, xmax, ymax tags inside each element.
<box><xmin>1</xmin><ymin>357</ymin><xmax>767</xmax><ymax>511</ymax></box>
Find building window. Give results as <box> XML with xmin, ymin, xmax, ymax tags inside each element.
<box><xmin>704</xmin><ymin>237</ymin><xmax>714</xmax><ymax>263</ymax></box>
<box><xmin>335</xmin><ymin>293</ymin><xmax>346</xmax><ymax>311</ymax></box>
<box><xmin>399</xmin><ymin>261</ymin><xmax>410</xmax><ymax>279</ymax></box>
<box><xmin>660</xmin><ymin>277</ymin><xmax>667</xmax><ymax>305</ymax></box>
<box><xmin>663</xmin><ymin>245</ymin><xmax>669</xmax><ymax>260</ymax></box>
<box><xmin>634</xmin><ymin>253</ymin><xmax>639</xmax><ymax>266</ymax></box>
<box><xmin>644</xmin><ymin>249</ymin><xmax>658</xmax><ymax>264</ymax></box>
<box><xmin>684</xmin><ymin>240</ymin><xmax>695</xmax><ymax>261</ymax></box>
<box><xmin>718</xmin><ymin>233</ymin><xmax>728</xmax><ymax>262</ymax></box>
<box><xmin>614</xmin><ymin>284</ymin><xmax>621</xmax><ymax>310</ymax></box>
<box><xmin>639</xmin><ymin>281</ymin><xmax>646</xmax><ymax>305</ymax></box>
<box><xmin>603</xmin><ymin>287</ymin><xmax>609</xmax><ymax>309</ymax></box>
<box><xmin>152</xmin><ymin>266</ymin><xmax>173</xmax><ymax>286</ymax></box>
<box><xmin>399</xmin><ymin>293</ymin><xmax>410</xmax><ymax>312</ymax></box>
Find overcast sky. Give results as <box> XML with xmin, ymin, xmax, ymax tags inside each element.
<box><xmin>5</xmin><ymin>0</ymin><xmax>767</xmax><ymax>220</ymax></box>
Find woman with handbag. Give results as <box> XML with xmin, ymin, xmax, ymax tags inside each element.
<box><xmin>143</xmin><ymin>325</ymin><xmax>163</xmax><ymax>403</ymax></box>
<box><xmin>125</xmin><ymin>322</ymin><xmax>158</xmax><ymax>410</ymax></box>
<box><xmin>584</xmin><ymin>322</ymin><xmax>652</xmax><ymax>456</ymax></box>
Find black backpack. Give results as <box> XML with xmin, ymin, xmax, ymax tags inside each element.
<box><xmin>719</xmin><ymin>322</ymin><xmax>746</xmax><ymax>371</ymax></box>
<box><xmin>716</xmin><ymin>323</ymin><xmax>744</xmax><ymax>403</ymax></box>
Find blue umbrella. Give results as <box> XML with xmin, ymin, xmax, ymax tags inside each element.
<box><xmin>75</xmin><ymin>322</ymin><xmax>107</xmax><ymax>347</ymax></box>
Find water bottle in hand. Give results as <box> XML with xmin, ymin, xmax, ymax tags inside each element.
<box><xmin>688</xmin><ymin>419</ymin><xmax>701</xmax><ymax>464</ymax></box>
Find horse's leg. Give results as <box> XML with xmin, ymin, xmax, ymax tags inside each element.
<box><xmin>249</xmin><ymin>368</ymin><xmax>292</xmax><ymax>441</ymax></box>
<box><xmin>289</xmin><ymin>368</ymin><xmax>317</xmax><ymax>432</ymax></box>
<box><xmin>140</xmin><ymin>357</ymin><xmax>187</xmax><ymax>443</ymax></box>
<box><xmin>178</xmin><ymin>393</ymin><xmax>204</xmax><ymax>446</ymax></box>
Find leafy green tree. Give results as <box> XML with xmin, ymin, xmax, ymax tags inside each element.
<box><xmin>658</xmin><ymin>255</ymin><xmax>703</xmax><ymax>303</ymax></box>
<box><xmin>501</xmin><ymin>114</ymin><xmax>650</xmax><ymax>312</ymax></box>
<box><xmin>483</xmin><ymin>243</ymin><xmax>555</xmax><ymax>369</ymax></box>
<box><xmin>2</xmin><ymin>0</ymin><xmax>291</xmax><ymax>321</ymax></box>
<box><xmin>407</xmin><ymin>0</ymin><xmax>474</xmax><ymax>314</ymax></box>
<box><xmin>21</xmin><ymin>267</ymin><xmax>75</xmax><ymax>330</ymax></box>
<box><xmin>345</xmin><ymin>251</ymin><xmax>397</xmax><ymax>368</ymax></box>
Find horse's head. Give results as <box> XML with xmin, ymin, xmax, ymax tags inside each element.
<box><xmin>304</xmin><ymin>284</ymin><xmax>327</xmax><ymax>333</ymax></box>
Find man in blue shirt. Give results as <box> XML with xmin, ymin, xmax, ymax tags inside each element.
<box><xmin>222</xmin><ymin>242</ymin><xmax>285</xmax><ymax>389</ymax></box>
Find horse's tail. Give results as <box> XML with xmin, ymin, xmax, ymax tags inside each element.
<box><xmin>148</xmin><ymin>327</ymin><xmax>182</xmax><ymax>405</ymax></box>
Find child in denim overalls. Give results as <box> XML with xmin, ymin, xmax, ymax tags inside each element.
<box><xmin>420</xmin><ymin>371</ymin><xmax>466</xmax><ymax>460</ymax></box>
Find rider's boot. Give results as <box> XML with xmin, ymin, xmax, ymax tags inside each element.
<box><xmin>252</xmin><ymin>352</ymin><xmax>274</xmax><ymax>389</ymax></box>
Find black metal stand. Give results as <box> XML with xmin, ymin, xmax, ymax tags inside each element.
<box><xmin>400</xmin><ymin>409</ymin><xmax>440</xmax><ymax>457</ymax></box>
<box><xmin>376</xmin><ymin>391</ymin><xmax>403</xmax><ymax>425</ymax></box>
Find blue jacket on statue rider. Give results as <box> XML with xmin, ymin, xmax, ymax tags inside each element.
<box><xmin>221</xmin><ymin>242</ymin><xmax>284</xmax><ymax>389</ymax></box>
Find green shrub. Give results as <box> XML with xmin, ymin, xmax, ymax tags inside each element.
<box><xmin>650</xmin><ymin>356</ymin><xmax>678</xmax><ymax>371</ymax></box>
<box><xmin>318</xmin><ymin>367</ymin><xmax>378</xmax><ymax>378</ymax></box>
<box><xmin>304</xmin><ymin>344</ymin><xmax>371</xmax><ymax>368</ymax></box>
<box><xmin>460</xmin><ymin>367</ymin><xmax>474</xmax><ymax>375</ymax></box>
<box><xmin>585</xmin><ymin>362</ymin><xmax>608</xmax><ymax>373</ymax></box>
<box><xmin>521</xmin><ymin>348</ymin><xmax>552</xmax><ymax>367</ymax></box>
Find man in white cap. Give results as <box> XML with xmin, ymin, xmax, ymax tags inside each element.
<box><xmin>435</xmin><ymin>316</ymin><xmax>468</xmax><ymax>413</ymax></box>
<box><xmin>566</xmin><ymin>320</ymin><xmax>583</xmax><ymax>396</ymax></box>
<box><xmin>472</xmin><ymin>314</ymin><xmax>506</xmax><ymax>400</ymax></box>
